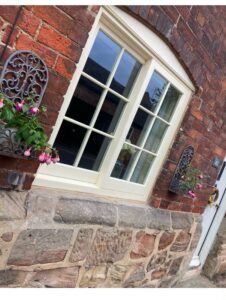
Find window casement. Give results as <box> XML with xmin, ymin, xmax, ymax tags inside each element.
<box><xmin>34</xmin><ymin>6</ymin><xmax>195</xmax><ymax>202</ymax></box>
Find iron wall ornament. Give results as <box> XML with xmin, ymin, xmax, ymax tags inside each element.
<box><xmin>169</xmin><ymin>145</ymin><xmax>194</xmax><ymax>193</ymax></box>
<box><xmin>0</xmin><ymin>50</ymin><xmax>48</xmax><ymax>159</ymax></box>
<box><xmin>0</xmin><ymin>50</ymin><xmax>48</xmax><ymax>106</ymax></box>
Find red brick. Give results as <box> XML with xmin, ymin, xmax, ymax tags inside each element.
<box><xmin>39</xmin><ymin>109</ymin><xmax>59</xmax><ymax>126</ymax></box>
<box><xmin>0</xmin><ymin>6</ymin><xmax>19</xmax><ymax>23</ymax></box>
<box><xmin>37</xmin><ymin>23</ymin><xmax>82</xmax><ymax>61</ymax></box>
<box><xmin>55</xmin><ymin>56</ymin><xmax>76</xmax><ymax>80</ymax></box>
<box><xmin>57</xmin><ymin>6</ymin><xmax>94</xmax><ymax>31</ymax></box>
<box><xmin>48</xmin><ymin>71</ymin><xmax>70</xmax><ymax>95</ymax></box>
<box><xmin>2</xmin><ymin>24</ymin><xmax>19</xmax><ymax>47</ymax></box>
<box><xmin>16</xmin><ymin>33</ymin><xmax>57</xmax><ymax>68</ymax></box>
<box><xmin>150</xmin><ymin>197</ymin><xmax>160</xmax><ymax>208</ymax></box>
<box><xmin>17</xmin><ymin>8</ymin><xmax>41</xmax><ymax>36</ymax></box>
<box><xmin>32</xmin><ymin>6</ymin><xmax>72</xmax><ymax>36</ymax></box>
<box><xmin>91</xmin><ymin>6</ymin><xmax>100</xmax><ymax>14</ymax></box>
<box><xmin>160</xmin><ymin>6</ymin><xmax>180</xmax><ymax>23</ymax></box>
<box><xmin>176</xmin><ymin>5</ymin><xmax>191</xmax><ymax>22</ymax></box>
<box><xmin>41</xmin><ymin>89</ymin><xmax>64</xmax><ymax>112</ymax></box>
<box><xmin>192</xmin><ymin>206</ymin><xmax>205</xmax><ymax>214</ymax></box>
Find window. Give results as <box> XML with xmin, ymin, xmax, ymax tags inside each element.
<box><xmin>34</xmin><ymin>6</ymin><xmax>194</xmax><ymax>201</ymax></box>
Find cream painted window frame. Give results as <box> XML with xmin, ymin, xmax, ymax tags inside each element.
<box><xmin>34</xmin><ymin>6</ymin><xmax>195</xmax><ymax>202</ymax></box>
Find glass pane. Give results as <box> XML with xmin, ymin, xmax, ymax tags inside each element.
<box><xmin>140</xmin><ymin>71</ymin><xmax>168</xmax><ymax>113</ymax></box>
<box><xmin>126</xmin><ymin>109</ymin><xmax>153</xmax><ymax>146</ymax></box>
<box><xmin>54</xmin><ymin>121</ymin><xmax>87</xmax><ymax>165</ymax></box>
<box><xmin>66</xmin><ymin>76</ymin><xmax>103</xmax><ymax>125</ymax></box>
<box><xmin>144</xmin><ymin>119</ymin><xmax>168</xmax><ymax>153</ymax></box>
<box><xmin>158</xmin><ymin>85</ymin><xmax>181</xmax><ymax>122</ymax></box>
<box><xmin>94</xmin><ymin>92</ymin><xmax>126</xmax><ymax>134</ymax></box>
<box><xmin>111</xmin><ymin>144</ymin><xmax>139</xmax><ymax>180</ymax></box>
<box><xmin>83</xmin><ymin>31</ymin><xmax>121</xmax><ymax>84</ymax></box>
<box><xmin>110</xmin><ymin>51</ymin><xmax>141</xmax><ymax>97</ymax></box>
<box><xmin>130</xmin><ymin>152</ymin><xmax>155</xmax><ymax>184</ymax></box>
<box><xmin>78</xmin><ymin>132</ymin><xmax>111</xmax><ymax>171</ymax></box>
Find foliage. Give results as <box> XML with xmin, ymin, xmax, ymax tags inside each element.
<box><xmin>178</xmin><ymin>165</ymin><xmax>203</xmax><ymax>199</ymax></box>
<box><xmin>0</xmin><ymin>92</ymin><xmax>59</xmax><ymax>164</ymax></box>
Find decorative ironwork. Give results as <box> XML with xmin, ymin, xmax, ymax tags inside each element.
<box><xmin>0</xmin><ymin>50</ymin><xmax>48</xmax><ymax>106</ymax></box>
<box><xmin>0</xmin><ymin>125</ymin><xmax>36</xmax><ymax>159</ymax></box>
<box><xmin>169</xmin><ymin>145</ymin><xmax>194</xmax><ymax>193</ymax></box>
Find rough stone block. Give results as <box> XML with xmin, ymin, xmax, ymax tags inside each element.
<box><xmin>1</xmin><ymin>232</ymin><xmax>13</xmax><ymax>242</ymax></box>
<box><xmin>8</xmin><ymin>229</ymin><xmax>73</xmax><ymax>266</ymax></box>
<box><xmin>171</xmin><ymin>212</ymin><xmax>194</xmax><ymax>230</ymax></box>
<box><xmin>123</xmin><ymin>264</ymin><xmax>145</xmax><ymax>287</ymax></box>
<box><xmin>85</xmin><ymin>228</ymin><xmax>132</xmax><ymax>266</ymax></box>
<box><xmin>26</xmin><ymin>267</ymin><xmax>79</xmax><ymax>288</ymax></box>
<box><xmin>151</xmin><ymin>268</ymin><xmax>167</xmax><ymax>280</ymax></box>
<box><xmin>158</xmin><ymin>231</ymin><xmax>176</xmax><ymax>250</ymax></box>
<box><xmin>168</xmin><ymin>256</ymin><xmax>183</xmax><ymax>276</ymax></box>
<box><xmin>70</xmin><ymin>228</ymin><xmax>93</xmax><ymax>262</ymax></box>
<box><xmin>117</xmin><ymin>205</ymin><xmax>146</xmax><ymax>228</ymax></box>
<box><xmin>147</xmin><ymin>251</ymin><xmax>168</xmax><ymax>272</ymax></box>
<box><xmin>146</xmin><ymin>208</ymin><xmax>171</xmax><ymax>230</ymax></box>
<box><xmin>54</xmin><ymin>198</ymin><xmax>117</xmax><ymax>227</ymax></box>
<box><xmin>130</xmin><ymin>231</ymin><xmax>156</xmax><ymax>259</ymax></box>
<box><xmin>170</xmin><ymin>231</ymin><xmax>191</xmax><ymax>252</ymax></box>
<box><xmin>108</xmin><ymin>264</ymin><xmax>128</xmax><ymax>282</ymax></box>
<box><xmin>0</xmin><ymin>191</ymin><xmax>27</xmax><ymax>221</ymax></box>
<box><xmin>0</xmin><ymin>269</ymin><xmax>28</xmax><ymax>286</ymax></box>
<box><xmin>79</xmin><ymin>265</ymin><xmax>107</xmax><ymax>288</ymax></box>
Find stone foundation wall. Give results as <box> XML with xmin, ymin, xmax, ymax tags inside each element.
<box><xmin>0</xmin><ymin>188</ymin><xmax>201</xmax><ymax>288</ymax></box>
<box><xmin>202</xmin><ymin>218</ymin><xmax>226</xmax><ymax>287</ymax></box>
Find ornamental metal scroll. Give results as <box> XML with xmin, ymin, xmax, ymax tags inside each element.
<box><xmin>169</xmin><ymin>145</ymin><xmax>194</xmax><ymax>194</ymax></box>
<box><xmin>0</xmin><ymin>50</ymin><xmax>48</xmax><ymax>106</ymax></box>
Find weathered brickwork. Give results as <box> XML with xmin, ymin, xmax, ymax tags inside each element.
<box><xmin>122</xmin><ymin>6</ymin><xmax>226</xmax><ymax>213</ymax></box>
<box><xmin>0</xmin><ymin>5</ymin><xmax>225</xmax><ymax>213</ymax></box>
<box><xmin>0</xmin><ymin>189</ymin><xmax>202</xmax><ymax>288</ymax></box>
<box><xmin>0</xmin><ymin>5</ymin><xmax>99</xmax><ymax>191</ymax></box>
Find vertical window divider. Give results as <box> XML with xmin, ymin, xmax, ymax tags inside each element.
<box><xmin>124</xmin><ymin>82</ymin><xmax>171</xmax><ymax>182</ymax></box>
<box><xmin>139</xmin><ymin>81</ymin><xmax>170</xmax><ymax>150</ymax></box>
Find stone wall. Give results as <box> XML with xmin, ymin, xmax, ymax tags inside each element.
<box><xmin>202</xmin><ymin>218</ymin><xmax>226</xmax><ymax>287</ymax></box>
<box><xmin>0</xmin><ymin>188</ymin><xmax>201</xmax><ymax>288</ymax></box>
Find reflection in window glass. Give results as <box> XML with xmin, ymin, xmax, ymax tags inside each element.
<box><xmin>140</xmin><ymin>71</ymin><xmax>167</xmax><ymax>113</ymax></box>
<box><xmin>78</xmin><ymin>132</ymin><xmax>111</xmax><ymax>171</ymax></box>
<box><xmin>110</xmin><ymin>51</ymin><xmax>141</xmax><ymax>97</ymax></box>
<box><xmin>144</xmin><ymin>119</ymin><xmax>168</xmax><ymax>153</ymax></box>
<box><xmin>130</xmin><ymin>152</ymin><xmax>155</xmax><ymax>184</ymax></box>
<box><xmin>111</xmin><ymin>144</ymin><xmax>139</xmax><ymax>180</ymax></box>
<box><xmin>94</xmin><ymin>92</ymin><xmax>126</xmax><ymax>134</ymax></box>
<box><xmin>54</xmin><ymin>121</ymin><xmax>87</xmax><ymax>165</ymax></box>
<box><xmin>158</xmin><ymin>85</ymin><xmax>181</xmax><ymax>122</ymax></box>
<box><xmin>66</xmin><ymin>76</ymin><xmax>103</xmax><ymax>125</ymax></box>
<box><xmin>126</xmin><ymin>109</ymin><xmax>153</xmax><ymax>146</ymax></box>
<box><xmin>83</xmin><ymin>31</ymin><xmax>121</xmax><ymax>84</ymax></box>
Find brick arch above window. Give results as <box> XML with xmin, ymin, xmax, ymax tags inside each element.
<box><xmin>119</xmin><ymin>5</ymin><xmax>198</xmax><ymax>92</ymax></box>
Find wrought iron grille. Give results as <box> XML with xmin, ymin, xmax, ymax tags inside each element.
<box><xmin>0</xmin><ymin>50</ymin><xmax>48</xmax><ymax>106</ymax></box>
<box><xmin>169</xmin><ymin>145</ymin><xmax>194</xmax><ymax>193</ymax></box>
<box><xmin>0</xmin><ymin>50</ymin><xmax>48</xmax><ymax>159</ymax></box>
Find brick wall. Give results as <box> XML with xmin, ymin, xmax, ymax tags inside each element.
<box><xmin>0</xmin><ymin>6</ymin><xmax>226</xmax><ymax>214</ymax></box>
<box><xmin>0</xmin><ymin>5</ymin><xmax>99</xmax><ymax>190</ymax></box>
<box><xmin>122</xmin><ymin>6</ymin><xmax>226</xmax><ymax>214</ymax></box>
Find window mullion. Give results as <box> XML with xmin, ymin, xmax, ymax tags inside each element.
<box><xmin>154</xmin><ymin>82</ymin><xmax>171</xmax><ymax>116</ymax></box>
<box><xmin>139</xmin><ymin>82</ymin><xmax>171</xmax><ymax>149</ymax></box>
<box><xmin>73</xmin><ymin>129</ymin><xmax>92</xmax><ymax>167</ymax></box>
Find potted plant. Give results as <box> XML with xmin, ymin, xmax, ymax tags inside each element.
<box><xmin>178</xmin><ymin>165</ymin><xmax>203</xmax><ymax>199</ymax></box>
<box><xmin>0</xmin><ymin>92</ymin><xmax>59</xmax><ymax>165</ymax></box>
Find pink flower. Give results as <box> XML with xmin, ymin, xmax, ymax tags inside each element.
<box><xmin>24</xmin><ymin>148</ymin><xmax>31</xmax><ymax>157</ymax></box>
<box><xmin>51</xmin><ymin>156</ymin><xmax>60</xmax><ymax>163</ymax></box>
<box><xmin>188</xmin><ymin>190</ymin><xmax>196</xmax><ymax>198</ymax></box>
<box><xmin>38</xmin><ymin>152</ymin><xmax>46</xmax><ymax>162</ymax></box>
<box><xmin>198</xmin><ymin>174</ymin><xmax>203</xmax><ymax>179</ymax></box>
<box><xmin>29</xmin><ymin>106</ymin><xmax>39</xmax><ymax>115</ymax></box>
<box><xmin>0</xmin><ymin>98</ymin><xmax>4</xmax><ymax>108</ymax></box>
<box><xmin>197</xmin><ymin>183</ymin><xmax>202</xmax><ymax>190</ymax></box>
<box><xmin>15</xmin><ymin>102</ymin><xmax>23</xmax><ymax>111</ymax></box>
